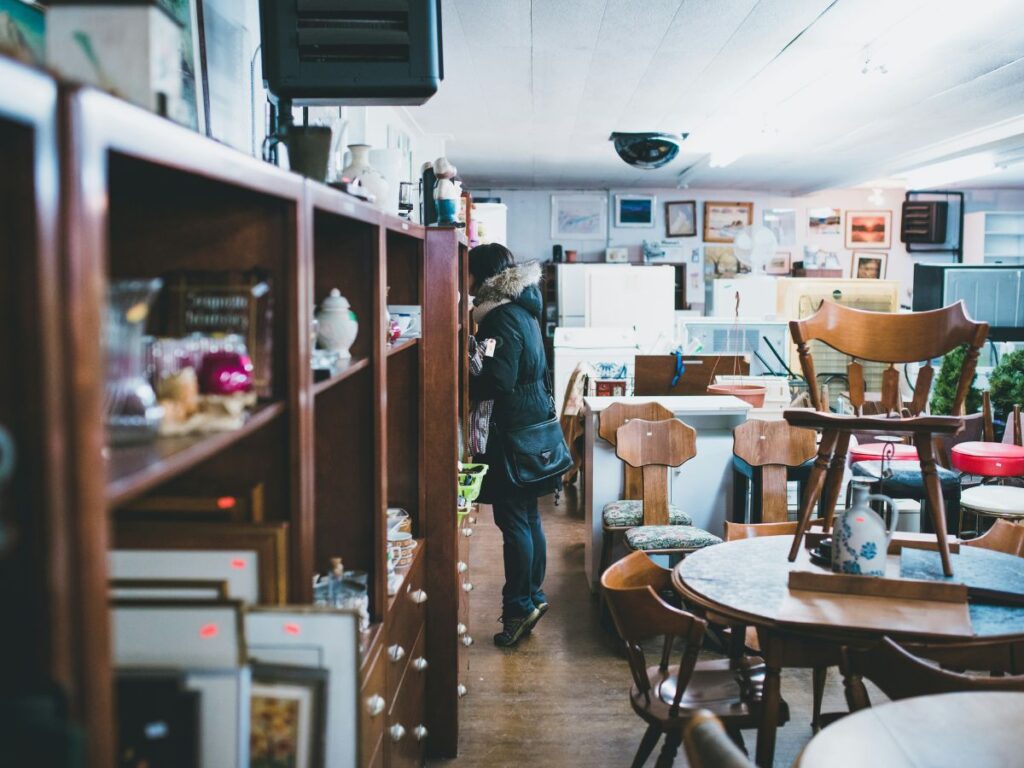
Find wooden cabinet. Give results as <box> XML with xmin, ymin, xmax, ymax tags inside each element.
<box><xmin>1</xmin><ymin>55</ymin><xmax>465</xmax><ymax>768</ymax></box>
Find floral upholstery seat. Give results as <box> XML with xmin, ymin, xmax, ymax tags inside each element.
<box><xmin>602</xmin><ymin>500</ymin><xmax>693</xmax><ymax>529</ymax></box>
<box><xmin>624</xmin><ymin>525</ymin><xmax>723</xmax><ymax>553</ymax></box>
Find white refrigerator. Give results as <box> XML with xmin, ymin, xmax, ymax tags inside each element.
<box><xmin>555</xmin><ymin>264</ymin><xmax>634</xmax><ymax>327</ymax></box>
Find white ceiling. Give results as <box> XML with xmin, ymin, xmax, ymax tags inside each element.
<box><xmin>411</xmin><ymin>0</ymin><xmax>1024</xmax><ymax>193</ymax></box>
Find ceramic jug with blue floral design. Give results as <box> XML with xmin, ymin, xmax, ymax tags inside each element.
<box><xmin>832</xmin><ymin>479</ymin><xmax>899</xmax><ymax>577</ymax></box>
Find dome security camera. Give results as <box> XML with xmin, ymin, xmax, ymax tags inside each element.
<box><xmin>609</xmin><ymin>132</ymin><xmax>688</xmax><ymax>169</ymax></box>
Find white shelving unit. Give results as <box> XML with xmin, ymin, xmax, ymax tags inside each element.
<box><xmin>964</xmin><ymin>211</ymin><xmax>1024</xmax><ymax>264</ymax></box>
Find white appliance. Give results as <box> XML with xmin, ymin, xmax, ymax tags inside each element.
<box><xmin>553</xmin><ymin>327</ymin><xmax>640</xmax><ymax>412</ymax></box>
<box><xmin>555</xmin><ymin>264</ymin><xmax>633</xmax><ymax>326</ymax></box>
<box><xmin>472</xmin><ymin>202</ymin><xmax>507</xmax><ymax>245</ymax></box>
<box><xmin>586</xmin><ymin>265</ymin><xmax>676</xmax><ymax>332</ymax></box>
<box><xmin>712</xmin><ymin>276</ymin><xmax>779</xmax><ymax>318</ymax></box>
<box><xmin>681</xmin><ymin>318</ymin><xmax>790</xmax><ymax>376</ymax></box>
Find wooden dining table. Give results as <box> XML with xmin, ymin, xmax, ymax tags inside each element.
<box><xmin>672</xmin><ymin>536</ymin><xmax>1024</xmax><ymax>768</ymax></box>
<box><xmin>795</xmin><ymin>691</ymin><xmax>1024</xmax><ymax>767</ymax></box>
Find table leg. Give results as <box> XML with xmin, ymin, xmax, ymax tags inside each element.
<box><xmin>788</xmin><ymin>429</ymin><xmax>839</xmax><ymax>562</ymax></box>
<box><xmin>755</xmin><ymin>631</ymin><xmax>783</xmax><ymax>768</ymax></box>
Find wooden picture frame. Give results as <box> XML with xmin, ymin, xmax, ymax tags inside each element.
<box><xmin>250</xmin><ymin>664</ymin><xmax>328</xmax><ymax>768</ymax></box>
<box><xmin>845</xmin><ymin>210</ymin><xmax>892</xmax><ymax>250</ymax></box>
<box><xmin>665</xmin><ymin>200</ymin><xmax>697</xmax><ymax>237</ymax></box>
<box><xmin>703</xmin><ymin>201</ymin><xmax>753</xmax><ymax>242</ymax></box>
<box><xmin>114</xmin><ymin>521</ymin><xmax>288</xmax><ymax>603</ymax></box>
<box><xmin>852</xmin><ymin>251</ymin><xmax>888</xmax><ymax>279</ymax></box>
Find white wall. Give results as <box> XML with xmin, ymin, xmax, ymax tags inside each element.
<box><xmin>474</xmin><ymin>185</ymin><xmax>1024</xmax><ymax>306</ymax></box>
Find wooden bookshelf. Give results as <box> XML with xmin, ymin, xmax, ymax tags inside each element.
<box><xmin>1</xmin><ymin>57</ymin><xmax>464</xmax><ymax>768</ymax></box>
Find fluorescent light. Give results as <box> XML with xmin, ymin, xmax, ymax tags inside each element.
<box><xmin>904</xmin><ymin>152</ymin><xmax>1000</xmax><ymax>189</ymax></box>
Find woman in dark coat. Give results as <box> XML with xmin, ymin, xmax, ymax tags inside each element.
<box><xmin>468</xmin><ymin>244</ymin><xmax>560</xmax><ymax>648</ymax></box>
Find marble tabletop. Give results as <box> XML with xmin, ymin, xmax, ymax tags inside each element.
<box><xmin>675</xmin><ymin>536</ymin><xmax>1024</xmax><ymax>640</ymax></box>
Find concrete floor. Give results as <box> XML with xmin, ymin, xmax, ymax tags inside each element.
<box><xmin>430</xmin><ymin>485</ymin><xmax>854</xmax><ymax>768</ymax></box>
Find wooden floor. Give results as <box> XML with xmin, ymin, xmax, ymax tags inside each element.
<box><xmin>431</xmin><ymin>486</ymin><xmax>852</xmax><ymax>768</ymax></box>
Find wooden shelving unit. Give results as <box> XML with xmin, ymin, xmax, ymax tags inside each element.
<box><xmin>1</xmin><ymin>56</ymin><xmax>464</xmax><ymax>768</ymax></box>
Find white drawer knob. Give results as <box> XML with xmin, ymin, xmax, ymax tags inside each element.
<box><xmin>411</xmin><ymin>589</ymin><xmax>428</xmax><ymax>604</ymax></box>
<box><xmin>462</xmin><ymin>581</ymin><xmax>474</xmax><ymax>592</ymax></box>
<box><xmin>413</xmin><ymin>725</ymin><xmax>429</xmax><ymax>741</ymax></box>
<box><xmin>390</xmin><ymin>724</ymin><xmax>406</xmax><ymax>743</ymax></box>
<box><xmin>457</xmin><ymin>561</ymin><xmax>468</xmax><ymax>573</ymax></box>
<box><xmin>462</xmin><ymin>635</ymin><xmax>474</xmax><ymax>647</ymax></box>
<box><xmin>413</xmin><ymin>657</ymin><xmax>428</xmax><ymax>672</ymax></box>
<box><xmin>461</xmin><ymin>527</ymin><xmax>474</xmax><ymax>537</ymax></box>
<box><xmin>457</xmin><ymin>622</ymin><xmax>467</xmax><ymax>636</ymax></box>
<box><xmin>388</xmin><ymin>644</ymin><xmax>406</xmax><ymax>663</ymax></box>
<box><xmin>365</xmin><ymin>694</ymin><xmax>385</xmax><ymax>718</ymax></box>
<box><xmin>457</xmin><ymin>684</ymin><xmax>468</xmax><ymax>698</ymax></box>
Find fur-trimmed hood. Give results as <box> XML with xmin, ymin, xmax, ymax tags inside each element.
<box><xmin>473</xmin><ymin>261</ymin><xmax>543</xmax><ymax>323</ymax></box>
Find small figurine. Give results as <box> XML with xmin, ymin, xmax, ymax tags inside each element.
<box><xmin>433</xmin><ymin>157</ymin><xmax>461</xmax><ymax>225</ymax></box>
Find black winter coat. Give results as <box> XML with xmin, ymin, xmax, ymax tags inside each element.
<box><xmin>469</xmin><ymin>262</ymin><xmax>561</xmax><ymax>503</ymax></box>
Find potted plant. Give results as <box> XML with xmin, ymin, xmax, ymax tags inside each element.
<box><xmin>930</xmin><ymin>345</ymin><xmax>982</xmax><ymax>415</ymax></box>
<box><xmin>988</xmin><ymin>349</ymin><xmax>1024</xmax><ymax>425</ymax></box>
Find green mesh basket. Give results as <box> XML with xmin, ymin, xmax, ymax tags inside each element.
<box><xmin>457</xmin><ymin>463</ymin><xmax>488</xmax><ymax>503</ymax></box>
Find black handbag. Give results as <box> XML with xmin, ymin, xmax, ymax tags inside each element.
<box><xmin>497</xmin><ymin>372</ymin><xmax>572</xmax><ymax>492</ymax></box>
<box><xmin>499</xmin><ymin>415</ymin><xmax>573</xmax><ymax>492</ymax></box>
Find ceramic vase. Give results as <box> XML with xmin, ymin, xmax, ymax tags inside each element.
<box><xmin>341</xmin><ymin>144</ymin><xmax>388</xmax><ymax>207</ymax></box>
<box><xmin>832</xmin><ymin>479</ymin><xmax>898</xmax><ymax>577</ymax></box>
<box><xmin>316</xmin><ymin>288</ymin><xmax>359</xmax><ymax>359</ymax></box>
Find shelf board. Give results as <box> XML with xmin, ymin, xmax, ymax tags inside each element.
<box><xmin>313</xmin><ymin>356</ymin><xmax>371</xmax><ymax>397</ymax></box>
<box><xmin>106</xmin><ymin>401</ymin><xmax>286</xmax><ymax>508</ymax></box>
<box><xmin>386</xmin><ymin>337</ymin><xmax>420</xmax><ymax>357</ymax></box>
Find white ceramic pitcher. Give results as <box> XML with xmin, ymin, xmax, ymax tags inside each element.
<box><xmin>832</xmin><ymin>478</ymin><xmax>899</xmax><ymax>577</ymax></box>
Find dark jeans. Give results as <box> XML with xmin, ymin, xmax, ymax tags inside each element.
<box><xmin>492</xmin><ymin>496</ymin><xmax>547</xmax><ymax>617</ymax></box>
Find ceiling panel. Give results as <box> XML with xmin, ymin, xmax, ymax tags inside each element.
<box><xmin>411</xmin><ymin>0</ymin><xmax>1024</xmax><ymax>191</ymax></box>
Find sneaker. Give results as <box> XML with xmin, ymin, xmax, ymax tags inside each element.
<box><xmin>524</xmin><ymin>601</ymin><xmax>549</xmax><ymax>634</ymax></box>
<box><xmin>493</xmin><ymin>608</ymin><xmax>541</xmax><ymax>648</ymax></box>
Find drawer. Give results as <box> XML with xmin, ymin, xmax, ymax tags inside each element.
<box><xmin>359</xmin><ymin>642</ymin><xmax>386</xmax><ymax>768</ymax></box>
<box><xmin>386</xmin><ymin>625</ymin><xmax>427</xmax><ymax>768</ymax></box>
<box><xmin>386</xmin><ymin>551</ymin><xmax>427</xmax><ymax>705</ymax></box>
<box><xmin>365</xmin><ymin>736</ymin><xmax>384</xmax><ymax>768</ymax></box>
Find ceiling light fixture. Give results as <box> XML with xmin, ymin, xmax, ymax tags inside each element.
<box><xmin>904</xmin><ymin>152</ymin><xmax>1000</xmax><ymax>189</ymax></box>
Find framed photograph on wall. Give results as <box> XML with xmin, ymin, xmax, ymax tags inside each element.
<box><xmin>250</xmin><ymin>664</ymin><xmax>327</xmax><ymax>768</ymax></box>
<box><xmin>615</xmin><ymin>194</ymin><xmax>656</xmax><ymax>227</ymax></box>
<box><xmin>704</xmin><ymin>245</ymin><xmax>747</xmax><ymax>278</ymax></box>
<box><xmin>551</xmin><ymin>194</ymin><xmax>607</xmax><ymax>239</ymax></box>
<box><xmin>845</xmin><ymin>210</ymin><xmax>892</xmax><ymax>249</ymax></box>
<box><xmin>766</xmin><ymin>252</ymin><xmax>792</xmax><ymax>275</ymax></box>
<box><xmin>703</xmin><ymin>201</ymin><xmax>753</xmax><ymax>242</ymax></box>
<box><xmin>808</xmin><ymin>207</ymin><xmax>842</xmax><ymax>236</ymax></box>
<box><xmin>852</xmin><ymin>251</ymin><xmax>888</xmax><ymax>279</ymax></box>
<box><xmin>762</xmin><ymin>208</ymin><xmax>796</xmax><ymax>247</ymax></box>
<box><xmin>665</xmin><ymin>200</ymin><xmax>697</xmax><ymax>237</ymax></box>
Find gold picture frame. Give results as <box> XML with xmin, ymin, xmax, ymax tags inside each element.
<box><xmin>703</xmin><ymin>201</ymin><xmax>753</xmax><ymax>243</ymax></box>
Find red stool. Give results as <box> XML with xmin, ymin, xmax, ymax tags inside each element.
<box><xmin>951</xmin><ymin>442</ymin><xmax>1024</xmax><ymax>478</ymax></box>
<box><xmin>848</xmin><ymin>442</ymin><xmax>919</xmax><ymax>463</ymax></box>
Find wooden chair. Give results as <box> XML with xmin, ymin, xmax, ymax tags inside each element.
<box><xmin>598</xmin><ymin>403</ymin><xmax>697</xmax><ymax>572</ymax></box>
<box><xmin>682</xmin><ymin>711</ymin><xmax>756</xmax><ymax>768</ymax></box>
<box><xmin>731</xmin><ymin>420</ymin><xmax>817</xmax><ymax>524</ymax></box>
<box><xmin>615</xmin><ymin>418</ymin><xmax>723</xmax><ymax>556</ymax></box>
<box><xmin>722</xmin><ymin>519</ymin><xmax>831</xmax><ymax>732</ymax></box>
<box><xmin>840</xmin><ymin>637</ymin><xmax>1024</xmax><ymax>712</ymax></box>
<box><xmin>559</xmin><ymin>363</ymin><xmax>591</xmax><ymax>486</ymax></box>
<box><xmin>963</xmin><ymin>518</ymin><xmax>1024</xmax><ymax>557</ymax></box>
<box><xmin>601</xmin><ymin>552</ymin><xmax>785</xmax><ymax>768</ymax></box>
<box><xmin>785</xmin><ymin>301</ymin><xmax>989</xmax><ymax>576</ymax></box>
